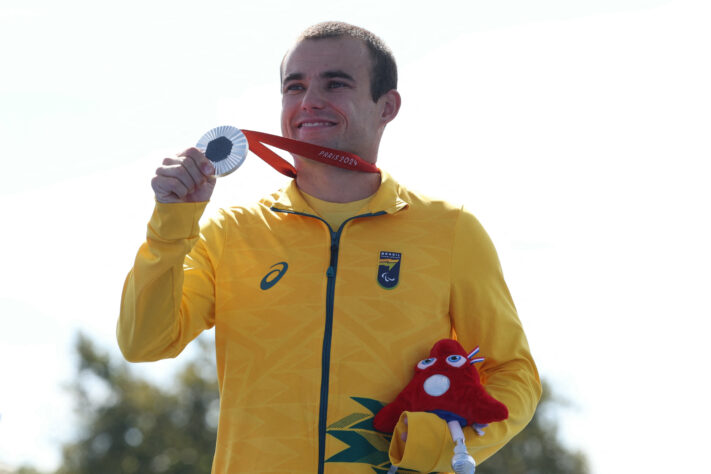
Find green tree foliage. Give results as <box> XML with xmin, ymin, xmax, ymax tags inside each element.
<box><xmin>13</xmin><ymin>467</ymin><xmax>44</xmax><ymax>474</ymax></box>
<box><xmin>57</xmin><ymin>334</ymin><xmax>218</xmax><ymax>474</ymax></box>
<box><xmin>57</xmin><ymin>334</ymin><xmax>587</xmax><ymax>474</ymax></box>
<box><xmin>477</xmin><ymin>381</ymin><xmax>589</xmax><ymax>474</ymax></box>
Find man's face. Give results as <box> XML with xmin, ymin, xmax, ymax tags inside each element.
<box><xmin>281</xmin><ymin>37</ymin><xmax>385</xmax><ymax>163</ymax></box>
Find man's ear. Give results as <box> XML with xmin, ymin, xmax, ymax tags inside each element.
<box><xmin>378</xmin><ymin>89</ymin><xmax>402</xmax><ymax>125</ymax></box>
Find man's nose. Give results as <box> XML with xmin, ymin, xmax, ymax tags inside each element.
<box><xmin>301</xmin><ymin>86</ymin><xmax>326</xmax><ymax>110</ymax></box>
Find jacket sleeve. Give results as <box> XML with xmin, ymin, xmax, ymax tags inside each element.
<box><xmin>117</xmin><ymin>201</ymin><xmax>218</xmax><ymax>362</ymax></box>
<box><xmin>389</xmin><ymin>207</ymin><xmax>541</xmax><ymax>471</ymax></box>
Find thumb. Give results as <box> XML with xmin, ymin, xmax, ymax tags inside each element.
<box><xmin>202</xmin><ymin>160</ymin><xmax>215</xmax><ymax>176</ymax></box>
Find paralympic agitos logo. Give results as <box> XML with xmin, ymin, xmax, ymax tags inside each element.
<box><xmin>260</xmin><ymin>262</ymin><xmax>288</xmax><ymax>290</ymax></box>
<box><xmin>377</xmin><ymin>251</ymin><xmax>401</xmax><ymax>289</ymax></box>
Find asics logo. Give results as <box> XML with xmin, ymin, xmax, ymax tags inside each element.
<box><xmin>260</xmin><ymin>262</ymin><xmax>288</xmax><ymax>290</ymax></box>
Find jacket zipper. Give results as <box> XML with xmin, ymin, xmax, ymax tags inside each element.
<box><xmin>272</xmin><ymin>208</ymin><xmax>385</xmax><ymax>473</ymax></box>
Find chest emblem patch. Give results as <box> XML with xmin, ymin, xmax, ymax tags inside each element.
<box><xmin>377</xmin><ymin>251</ymin><xmax>401</xmax><ymax>290</ymax></box>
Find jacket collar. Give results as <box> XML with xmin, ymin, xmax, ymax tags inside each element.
<box><xmin>271</xmin><ymin>170</ymin><xmax>409</xmax><ymax>215</ymax></box>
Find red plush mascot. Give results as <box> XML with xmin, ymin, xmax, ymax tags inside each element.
<box><xmin>373</xmin><ymin>339</ymin><xmax>508</xmax><ymax>474</ymax></box>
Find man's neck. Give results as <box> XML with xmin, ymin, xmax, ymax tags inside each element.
<box><xmin>295</xmin><ymin>159</ymin><xmax>380</xmax><ymax>203</ymax></box>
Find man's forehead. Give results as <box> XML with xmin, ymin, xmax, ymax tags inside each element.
<box><xmin>281</xmin><ymin>37</ymin><xmax>371</xmax><ymax>79</ymax></box>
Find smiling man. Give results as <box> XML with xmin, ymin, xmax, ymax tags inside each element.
<box><xmin>280</xmin><ymin>31</ymin><xmax>401</xmax><ymax>205</ymax></box>
<box><xmin>118</xmin><ymin>22</ymin><xmax>540</xmax><ymax>473</ymax></box>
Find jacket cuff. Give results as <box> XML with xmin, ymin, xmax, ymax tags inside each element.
<box><xmin>149</xmin><ymin>201</ymin><xmax>208</xmax><ymax>241</ymax></box>
<box><xmin>389</xmin><ymin>411</ymin><xmax>452</xmax><ymax>472</ymax></box>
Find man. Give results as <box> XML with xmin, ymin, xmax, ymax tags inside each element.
<box><xmin>118</xmin><ymin>22</ymin><xmax>540</xmax><ymax>473</ymax></box>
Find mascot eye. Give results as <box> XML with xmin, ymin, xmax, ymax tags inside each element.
<box><xmin>446</xmin><ymin>355</ymin><xmax>466</xmax><ymax>367</ymax></box>
<box><xmin>417</xmin><ymin>357</ymin><xmax>437</xmax><ymax>369</ymax></box>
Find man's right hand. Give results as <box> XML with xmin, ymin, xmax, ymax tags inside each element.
<box><xmin>151</xmin><ymin>147</ymin><xmax>216</xmax><ymax>203</ymax></box>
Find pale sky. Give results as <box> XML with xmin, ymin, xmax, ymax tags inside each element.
<box><xmin>1</xmin><ymin>1</ymin><xmax>710</xmax><ymax>472</ymax></box>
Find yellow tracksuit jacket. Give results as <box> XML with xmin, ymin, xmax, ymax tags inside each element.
<box><xmin>118</xmin><ymin>171</ymin><xmax>540</xmax><ymax>473</ymax></box>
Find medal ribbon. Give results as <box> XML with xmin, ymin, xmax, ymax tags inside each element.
<box><xmin>241</xmin><ymin>130</ymin><xmax>379</xmax><ymax>178</ymax></box>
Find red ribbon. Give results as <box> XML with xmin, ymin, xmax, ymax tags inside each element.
<box><xmin>241</xmin><ymin>130</ymin><xmax>380</xmax><ymax>178</ymax></box>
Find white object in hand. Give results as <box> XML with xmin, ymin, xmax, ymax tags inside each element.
<box><xmin>196</xmin><ymin>125</ymin><xmax>248</xmax><ymax>177</ymax></box>
<box><xmin>448</xmin><ymin>420</ymin><xmax>476</xmax><ymax>474</ymax></box>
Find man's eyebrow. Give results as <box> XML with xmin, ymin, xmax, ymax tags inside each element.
<box><xmin>283</xmin><ymin>71</ymin><xmax>355</xmax><ymax>83</ymax></box>
<box><xmin>322</xmin><ymin>70</ymin><xmax>355</xmax><ymax>81</ymax></box>
<box><xmin>283</xmin><ymin>72</ymin><xmax>304</xmax><ymax>83</ymax></box>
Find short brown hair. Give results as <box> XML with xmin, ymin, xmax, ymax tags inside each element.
<box><xmin>293</xmin><ymin>21</ymin><xmax>398</xmax><ymax>102</ymax></box>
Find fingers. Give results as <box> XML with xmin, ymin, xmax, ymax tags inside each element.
<box><xmin>178</xmin><ymin>147</ymin><xmax>215</xmax><ymax>176</ymax></box>
<box><xmin>152</xmin><ymin>148</ymin><xmax>216</xmax><ymax>203</ymax></box>
<box><xmin>151</xmin><ymin>172</ymin><xmax>190</xmax><ymax>202</ymax></box>
<box><xmin>472</xmin><ymin>423</ymin><xmax>488</xmax><ymax>436</ymax></box>
<box><xmin>400</xmin><ymin>414</ymin><xmax>408</xmax><ymax>442</ymax></box>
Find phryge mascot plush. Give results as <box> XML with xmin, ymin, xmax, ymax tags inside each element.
<box><xmin>373</xmin><ymin>339</ymin><xmax>508</xmax><ymax>474</ymax></box>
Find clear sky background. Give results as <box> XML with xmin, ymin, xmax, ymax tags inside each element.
<box><xmin>1</xmin><ymin>0</ymin><xmax>709</xmax><ymax>472</ymax></box>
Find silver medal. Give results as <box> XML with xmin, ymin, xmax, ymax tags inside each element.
<box><xmin>196</xmin><ymin>125</ymin><xmax>248</xmax><ymax>177</ymax></box>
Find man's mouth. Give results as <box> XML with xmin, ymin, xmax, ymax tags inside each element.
<box><xmin>297</xmin><ymin>121</ymin><xmax>336</xmax><ymax>129</ymax></box>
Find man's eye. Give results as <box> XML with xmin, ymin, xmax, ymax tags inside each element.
<box><xmin>284</xmin><ymin>83</ymin><xmax>304</xmax><ymax>93</ymax></box>
<box><xmin>328</xmin><ymin>81</ymin><xmax>347</xmax><ymax>89</ymax></box>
